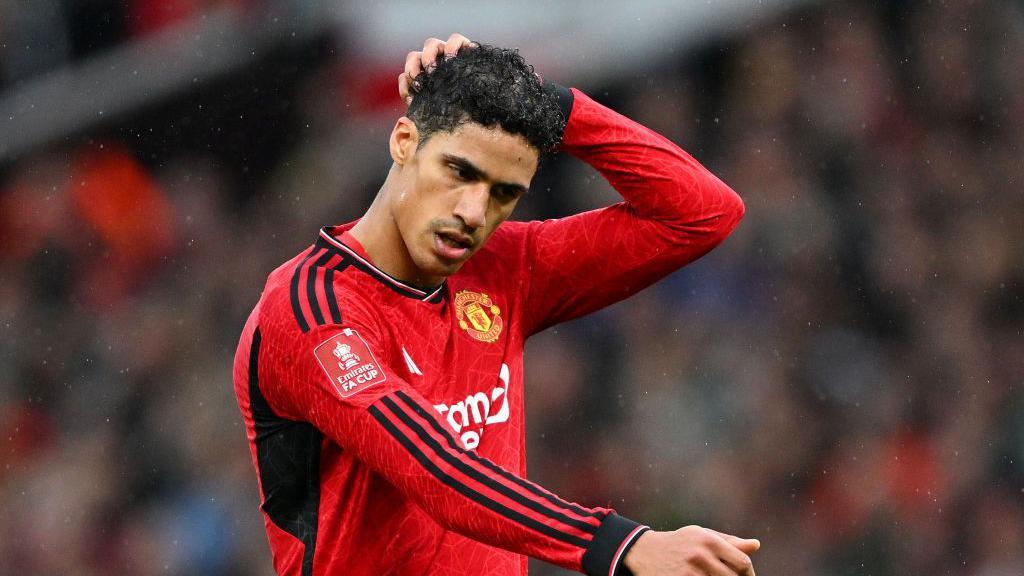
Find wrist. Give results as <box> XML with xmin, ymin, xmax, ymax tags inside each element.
<box><xmin>621</xmin><ymin>530</ymin><xmax>652</xmax><ymax>573</ymax></box>
<box><xmin>547</xmin><ymin>82</ymin><xmax>575</xmax><ymax>138</ymax></box>
<box><xmin>581</xmin><ymin>513</ymin><xmax>649</xmax><ymax>576</ymax></box>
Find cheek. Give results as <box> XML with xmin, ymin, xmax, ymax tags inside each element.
<box><xmin>484</xmin><ymin>201</ymin><xmax>517</xmax><ymax>233</ymax></box>
<box><xmin>492</xmin><ymin>196</ymin><xmax>519</xmax><ymax>219</ymax></box>
<box><xmin>398</xmin><ymin>181</ymin><xmax>443</xmax><ymax>225</ymax></box>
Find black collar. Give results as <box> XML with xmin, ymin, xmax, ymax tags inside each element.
<box><xmin>317</xmin><ymin>227</ymin><xmax>446</xmax><ymax>304</ymax></box>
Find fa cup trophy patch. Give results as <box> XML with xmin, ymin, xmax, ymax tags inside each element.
<box><xmin>314</xmin><ymin>327</ymin><xmax>386</xmax><ymax>398</ymax></box>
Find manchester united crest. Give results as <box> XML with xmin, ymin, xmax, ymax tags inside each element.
<box><xmin>454</xmin><ymin>290</ymin><xmax>503</xmax><ymax>343</ymax></box>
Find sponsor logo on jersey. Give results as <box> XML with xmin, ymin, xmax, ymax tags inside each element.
<box><xmin>454</xmin><ymin>290</ymin><xmax>503</xmax><ymax>343</ymax></box>
<box><xmin>434</xmin><ymin>364</ymin><xmax>510</xmax><ymax>449</ymax></box>
<box><xmin>314</xmin><ymin>328</ymin><xmax>386</xmax><ymax>398</ymax></box>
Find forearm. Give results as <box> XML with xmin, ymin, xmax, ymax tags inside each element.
<box><xmin>310</xmin><ymin>385</ymin><xmax>647</xmax><ymax>574</ymax></box>
<box><xmin>552</xmin><ymin>84</ymin><xmax>744</xmax><ymax>234</ymax></box>
<box><xmin>276</xmin><ymin>315</ymin><xmax>647</xmax><ymax>575</ymax></box>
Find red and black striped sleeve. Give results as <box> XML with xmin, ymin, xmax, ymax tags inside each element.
<box><xmin>260</xmin><ymin>311</ymin><xmax>649</xmax><ymax>575</ymax></box>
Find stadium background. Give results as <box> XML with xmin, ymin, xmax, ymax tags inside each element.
<box><xmin>1</xmin><ymin>1</ymin><xmax>1022</xmax><ymax>574</ymax></box>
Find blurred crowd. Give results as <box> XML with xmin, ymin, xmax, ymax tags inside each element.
<box><xmin>1</xmin><ymin>1</ymin><xmax>1022</xmax><ymax>575</ymax></box>
<box><xmin>0</xmin><ymin>0</ymin><xmax>255</xmax><ymax>86</ymax></box>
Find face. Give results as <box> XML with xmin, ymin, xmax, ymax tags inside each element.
<box><xmin>389</xmin><ymin>120</ymin><xmax>539</xmax><ymax>286</ymax></box>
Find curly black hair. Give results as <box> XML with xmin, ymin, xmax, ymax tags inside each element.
<box><xmin>406</xmin><ymin>43</ymin><xmax>566</xmax><ymax>156</ymax></box>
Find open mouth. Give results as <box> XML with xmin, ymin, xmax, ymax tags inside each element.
<box><xmin>433</xmin><ymin>231</ymin><xmax>473</xmax><ymax>261</ymax></box>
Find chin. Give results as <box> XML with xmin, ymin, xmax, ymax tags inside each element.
<box><xmin>412</xmin><ymin>251</ymin><xmax>464</xmax><ymax>283</ymax></box>
<box><xmin>433</xmin><ymin>258</ymin><xmax>467</xmax><ymax>278</ymax></box>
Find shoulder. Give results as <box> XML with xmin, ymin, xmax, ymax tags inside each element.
<box><xmin>257</xmin><ymin>250</ymin><xmax>386</xmax><ymax>348</ymax></box>
<box><xmin>454</xmin><ymin>220</ymin><xmax>539</xmax><ymax>305</ymax></box>
<box><xmin>491</xmin><ymin>219</ymin><xmax>533</xmax><ymax>242</ymax></box>
<box><xmin>471</xmin><ymin>219</ymin><xmax>536</xmax><ymax>263</ymax></box>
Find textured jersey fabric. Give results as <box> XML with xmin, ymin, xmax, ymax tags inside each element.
<box><xmin>232</xmin><ymin>87</ymin><xmax>745</xmax><ymax>576</ymax></box>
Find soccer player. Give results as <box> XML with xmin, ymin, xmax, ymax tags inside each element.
<box><xmin>233</xmin><ymin>33</ymin><xmax>756</xmax><ymax>576</ymax></box>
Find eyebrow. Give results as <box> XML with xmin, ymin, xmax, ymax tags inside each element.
<box><xmin>442</xmin><ymin>153</ymin><xmax>529</xmax><ymax>196</ymax></box>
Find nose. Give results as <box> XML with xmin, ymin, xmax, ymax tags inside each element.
<box><xmin>452</xmin><ymin>184</ymin><xmax>488</xmax><ymax>231</ymax></box>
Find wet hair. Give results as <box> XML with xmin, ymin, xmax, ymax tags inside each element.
<box><xmin>406</xmin><ymin>43</ymin><xmax>566</xmax><ymax>157</ymax></box>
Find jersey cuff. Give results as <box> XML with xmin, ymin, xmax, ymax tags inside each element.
<box><xmin>548</xmin><ymin>82</ymin><xmax>575</xmax><ymax>135</ymax></box>
<box><xmin>581</xmin><ymin>513</ymin><xmax>649</xmax><ymax>576</ymax></box>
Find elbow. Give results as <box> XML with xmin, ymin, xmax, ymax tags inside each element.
<box><xmin>657</xmin><ymin>180</ymin><xmax>744</xmax><ymax>254</ymax></box>
<box><xmin>707</xmin><ymin>181</ymin><xmax>744</xmax><ymax>243</ymax></box>
<box><xmin>649</xmin><ymin>173</ymin><xmax>746</xmax><ymax>248</ymax></box>
<box><xmin>722</xmin><ymin>186</ymin><xmax>745</xmax><ymax>236</ymax></box>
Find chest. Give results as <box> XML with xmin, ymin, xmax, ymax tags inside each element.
<box><xmin>380</xmin><ymin>285</ymin><xmax>524</xmax><ymax>452</ymax></box>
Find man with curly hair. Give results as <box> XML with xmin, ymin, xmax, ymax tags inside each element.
<box><xmin>233</xmin><ymin>34</ymin><xmax>755</xmax><ymax>576</ymax></box>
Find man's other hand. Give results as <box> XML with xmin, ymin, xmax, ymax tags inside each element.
<box><xmin>398</xmin><ymin>33</ymin><xmax>476</xmax><ymax>106</ymax></box>
<box><xmin>623</xmin><ymin>526</ymin><xmax>760</xmax><ymax>576</ymax></box>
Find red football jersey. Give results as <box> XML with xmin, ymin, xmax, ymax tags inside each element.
<box><xmin>232</xmin><ymin>87</ymin><xmax>744</xmax><ymax>576</ymax></box>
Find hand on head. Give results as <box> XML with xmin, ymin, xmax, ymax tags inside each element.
<box><xmin>399</xmin><ymin>33</ymin><xmax>477</xmax><ymax>106</ymax></box>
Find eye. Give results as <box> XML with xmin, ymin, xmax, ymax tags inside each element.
<box><xmin>448</xmin><ymin>163</ymin><xmax>471</xmax><ymax>181</ymax></box>
<box><xmin>492</xmin><ymin>186</ymin><xmax>523</xmax><ymax>202</ymax></box>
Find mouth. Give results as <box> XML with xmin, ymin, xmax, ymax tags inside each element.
<box><xmin>433</xmin><ymin>231</ymin><xmax>474</xmax><ymax>261</ymax></box>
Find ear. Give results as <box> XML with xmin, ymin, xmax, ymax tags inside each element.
<box><xmin>390</xmin><ymin>117</ymin><xmax>420</xmax><ymax>165</ymax></box>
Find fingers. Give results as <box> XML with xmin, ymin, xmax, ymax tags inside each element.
<box><xmin>704</xmin><ymin>532</ymin><xmax>753</xmax><ymax>569</ymax></box>
<box><xmin>402</xmin><ymin>37</ymin><xmax>443</xmax><ymax>105</ymax></box>
<box><xmin>405</xmin><ymin>34</ymin><xmax>476</xmax><ymax>81</ymax></box>
<box><xmin>400</xmin><ymin>34</ymin><xmax>476</xmax><ymax>105</ymax></box>
<box><xmin>398</xmin><ymin>72</ymin><xmax>413</xmax><ymax>105</ymax></box>
<box><xmin>444</xmin><ymin>33</ymin><xmax>475</xmax><ymax>59</ymax></box>
<box><xmin>706</xmin><ymin>529</ymin><xmax>761</xmax><ymax>554</ymax></box>
<box><xmin>400</xmin><ymin>48</ymin><xmax>424</xmax><ymax>106</ymax></box>
<box><xmin>404</xmin><ymin>50</ymin><xmax>424</xmax><ymax>81</ymax></box>
<box><xmin>420</xmin><ymin>35</ymin><xmax>475</xmax><ymax>70</ymax></box>
<box><xmin>420</xmin><ymin>37</ymin><xmax>445</xmax><ymax>72</ymax></box>
<box><xmin>700</xmin><ymin>528</ymin><xmax>757</xmax><ymax>573</ymax></box>
<box><xmin>692</xmin><ymin>550</ymin><xmax>741</xmax><ymax>576</ymax></box>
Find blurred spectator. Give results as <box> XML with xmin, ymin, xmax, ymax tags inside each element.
<box><xmin>70</xmin><ymin>142</ymin><xmax>176</xmax><ymax>306</ymax></box>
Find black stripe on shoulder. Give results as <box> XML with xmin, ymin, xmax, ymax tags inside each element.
<box><xmin>248</xmin><ymin>328</ymin><xmax>323</xmax><ymax>575</ymax></box>
<box><xmin>289</xmin><ymin>248</ymin><xmax>319</xmax><ymax>333</ymax></box>
<box><xmin>306</xmin><ymin>250</ymin><xmax>334</xmax><ymax>327</ymax></box>
<box><xmin>394</xmin><ymin>390</ymin><xmax>604</xmax><ymax>521</ymax></box>
<box><xmin>323</xmin><ymin>268</ymin><xmax>343</xmax><ymax>324</ymax></box>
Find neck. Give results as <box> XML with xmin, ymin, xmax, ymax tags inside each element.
<box><xmin>349</xmin><ymin>167</ymin><xmax>440</xmax><ymax>289</ymax></box>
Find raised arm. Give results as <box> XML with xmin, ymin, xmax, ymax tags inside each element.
<box><xmin>520</xmin><ymin>86</ymin><xmax>745</xmax><ymax>335</ymax></box>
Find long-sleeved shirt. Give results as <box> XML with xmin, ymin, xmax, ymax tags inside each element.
<box><xmin>232</xmin><ymin>85</ymin><xmax>745</xmax><ymax>576</ymax></box>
